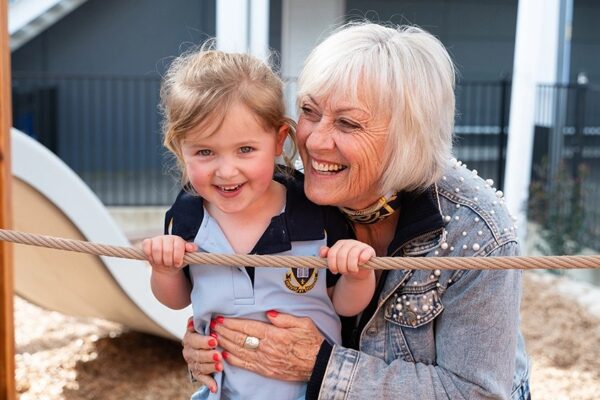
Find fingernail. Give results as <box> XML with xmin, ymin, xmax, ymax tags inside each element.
<box><xmin>210</xmin><ymin>385</ymin><xmax>217</xmax><ymax>393</ymax></box>
<box><xmin>215</xmin><ymin>363</ymin><xmax>223</xmax><ymax>372</ymax></box>
<box><xmin>210</xmin><ymin>320</ymin><xmax>216</xmax><ymax>330</ymax></box>
<box><xmin>267</xmin><ymin>310</ymin><xmax>279</xmax><ymax>318</ymax></box>
<box><xmin>222</xmin><ymin>351</ymin><xmax>228</xmax><ymax>360</ymax></box>
<box><xmin>210</xmin><ymin>332</ymin><xmax>218</xmax><ymax>339</ymax></box>
<box><xmin>215</xmin><ymin>316</ymin><xmax>224</xmax><ymax>324</ymax></box>
<box><xmin>187</xmin><ymin>319</ymin><xmax>194</xmax><ymax>330</ymax></box>
<box><xmin>212</xmin><ymin>353</ymin><xmax>219</xmax><ymax>362</ymax></box>
<box><xmin>208</xmin><ymin>339</ymin><xmax>217</xmax><ymax>347</ymax></box>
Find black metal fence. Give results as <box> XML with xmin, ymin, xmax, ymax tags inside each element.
<box><xmin>12</xmin><ymin>73</ymin><xmax>178</xmax><ymax>205</ymax></box>
<box><xmin>533</xmin><ymin>83</ymin><xmax>600</xmax><ymax>252</ymax></box>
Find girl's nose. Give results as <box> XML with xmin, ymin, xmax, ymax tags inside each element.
<box><xmin>215</xmin><ymin>158</ymin><xmax>239</xmax><ymax>179</ymax></box>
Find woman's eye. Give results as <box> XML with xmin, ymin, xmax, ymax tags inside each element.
<box><xmin>239</xmin><ymin>146</ymin><xmax>254</xmax><ymax>154</ymax></box>
<box><xmin>197</xmin><ymin>149</ymin><xmax>212</xmax><ymax>156</ymax></box>
<box><xmin>338</xmin><ymin>119</ymin><xmax>360</xmax><ymax>131</ymax></box>
<box><xmin>300</xmin><ymin>105</ymin><xmax>320</xmax><ymax>119</ymax></box>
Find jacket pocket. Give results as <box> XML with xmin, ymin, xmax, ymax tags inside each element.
<box><xmin>383</xmin><ymin>283</ymin><xmax>444</xmax><ymax>328</ymax></box>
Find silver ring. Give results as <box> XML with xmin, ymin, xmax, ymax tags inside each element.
<box><xmin>243</xmin><ymin>335</ymin><xmax>260</xmax><ymax>350</ymax></box>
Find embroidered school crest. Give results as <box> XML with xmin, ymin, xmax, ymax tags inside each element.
<box><xmin>284</xmin><ymin>267</ymin><xmax>318</xmax><ymax>294</ymax></box>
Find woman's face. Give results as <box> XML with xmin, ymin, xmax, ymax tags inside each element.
<box><xmin>296</xmin><ymin>94</ymin><xmax>390</xmax><ymax>209</ymax></box>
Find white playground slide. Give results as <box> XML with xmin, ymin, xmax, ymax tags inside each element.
<box><xmin>10</xmin><ymin>128</ymin><xmax>190</xmax><ymax>339</ymax></box>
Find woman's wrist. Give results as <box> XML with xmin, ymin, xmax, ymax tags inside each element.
<box><xmin>305</xmin><ymin>340</ymin><xmax>333</xmax><ymax>400</ymax></box>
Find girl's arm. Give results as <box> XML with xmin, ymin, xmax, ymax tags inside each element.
<box><xmin>321</xmin><ymin>240</ymin><xmax>376</xmax><ymax>316</ymax></box>
<box><xmin>143</xmin><ymin>235</ymin><xmax>196</xmax><ymax>309</ymax></box>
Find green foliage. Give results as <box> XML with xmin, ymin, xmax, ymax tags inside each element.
<box><xmin>528</xmin><ymin>160</ymin><xmax>588</xmax><ymax>256</ymax></box>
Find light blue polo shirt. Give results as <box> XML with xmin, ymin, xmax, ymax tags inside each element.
<box><xmin>183</xmin><ymin>185</ymin><xmax>342</xmax><ymax>400</ymax></box>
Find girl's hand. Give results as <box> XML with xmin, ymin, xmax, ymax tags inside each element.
<box><xmin>320</xmin><ymin>240</ymin><xmax>375</xmax><ymax>280</ymax></box>
<box><xmin>182</xmin><ymin>317</ymin><xmax>221</xmax><ymax>394</ymax></box>
<box><xmin>142</xmin><ymin>235</ymin><xmax>197</xmax><ymax>276</ymax></box>
<box><xmin>210</xmin><ymin>311</ymin><xmax>323</xmax><ymax>381</ymax></box>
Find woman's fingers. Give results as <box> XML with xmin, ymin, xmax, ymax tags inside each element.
<box><xmin>216</xmin><ymin>316</ymin><xmax>270</xmax><ymax>339</ymax></box>
<box><xmin>189</xmin><ymin>367</ymin><xmax>218</xmax><ymax>394</ymax></box>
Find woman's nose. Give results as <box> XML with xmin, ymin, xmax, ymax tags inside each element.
<box><xmin>305</xmin><ymin>121</ymin><xmax>335</xmax><ymax>151</ymax></box>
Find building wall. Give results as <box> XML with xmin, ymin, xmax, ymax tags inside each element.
<box><xmin>11</xmin><ymin>0</ymin><xmax>216</xmax><ymax>75</ymax></box>
<box><xmin>572</xmin><ymin>0</ymin><xmax>600</xmax><ymax>84</ymax></box>
<box><xmin>346</xmin><ymin>0</ymin><xmax>518</xmax><ymax>81</ymax></box>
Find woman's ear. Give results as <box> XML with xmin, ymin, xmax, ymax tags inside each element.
<box><xmin>275</xmin><ymin>124</ymin><xmax>289</xmax><ymax>156</ymax></box>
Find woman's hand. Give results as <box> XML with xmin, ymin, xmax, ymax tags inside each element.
<box><xmin>182</xmin><ymin>318</ymin><xmax>221</xmax><ymax>394</ymax></box>
<box><xmin>212</xmin><ymin>311</ymin><xmax>324</xmax><ymax>381</ymax></box>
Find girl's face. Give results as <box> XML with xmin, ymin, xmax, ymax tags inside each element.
<box><xmin>296</xmin><ymin>94</ymin><xmax>389</xmax><ymax>210</ymax></box>
<box><xmin>181</xmin><ymin>102</ymin><xmax>287</xmax><ymax>217</ymax></box>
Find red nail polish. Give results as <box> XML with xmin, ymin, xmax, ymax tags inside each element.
<box><xmin>222</xmin><ymin>351</ymin><xmax>228</xmax><ymax>360</ymax></box>
<box><xmin>208</xmin><ymin>339</ymin><xmax>217</xmax><ymax>347</ymax></box>
<box><xmin>210</xmin><ymin>332</ymin><xmax>218</xmax><ymax>339</ymax></box>
<box><xmin>210</xmin><ymin>320</ymin><xmax>216</xmax><ymax>330</ymax></box>
<box><xmin>267</xmin><ymin>310</ymin><xmax>279</xmax><ymax>318</ymax></box>
<box><xmin>213</xmin><ymin>353</ymin><xmax>219</xmax><ymax>362</ymax></box>
<box><xmin>216</xmin><ymin>316</ymin><xmax>224</xmax><ymax>324</ymax></box>
<box><xmin>187</xmin><ymin>319</ymin><xmax>194</xmax><ymax>330</ymax></box>
<box><xmin>215</xmin><ymin>363</ymin><xmax>223</xmax><ymax>372</ymax></box>
<box><xmin>210</xmin><ymin>385</ymin><xmax>217</xmax><ymax>393</ymax></box>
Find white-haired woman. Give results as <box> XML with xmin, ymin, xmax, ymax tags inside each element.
<box><xmin>181</xmin><ymin>22</ymin><xmax>531</xmax><ymax>400</ymax></box>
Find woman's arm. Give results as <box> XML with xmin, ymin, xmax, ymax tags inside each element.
<box><xmin>312</xmin><ymin>241</ymin><xmax>522</xmax><ymax>399</ymax></box>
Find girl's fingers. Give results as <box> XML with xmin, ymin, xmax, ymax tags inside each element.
<box><xmin>335</xmin><ymin>242</ymin><xmax>352</xmax><ymax>274</ymax></box>
<box><xmin>318</xmin><ymin>246</ymin><xmax>329</xmax><ymax>258</ymax></box>
<box><xmin>358</xmin><ymin>247</ymin><xmax>376</xmax><ymax>265</ymax></box>
<box><xmin>161</xmin><ymin>236</ymin><xmax>174</xmax><ymax>267</ymax></box>
<box><xmin>185</xmin><ymin>242</ymin><xmax>198</xmax><ymax>252</ymax></box>
<box><xmin>326</xmin><ymin>245</ymin><xmax>339</xmax><ymax>274</ymax></box>
<box><xmin>151</xmin><ymin>239</ymin><xmax>163</xmax><ymax>267</ymax></box>
<box><xmin>173</xmin><ymin>238</ymin><xmax>185</xmax><ymax>267</ymax></box>
<box><xmin>346</xmin><ymin>245</ymin><xmax>363</xmax><ymax>272</ymax></box>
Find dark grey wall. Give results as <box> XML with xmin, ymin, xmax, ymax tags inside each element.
<box><xmin>572</xmin><ymin>0</ymin><xmax>600</xmax><ymax>84</ymax></box>
<box><xmin>346</xmin><ymin>0</ymin><xmax>518</xmax><ymax>82</ymax></box>
<box><xmin>12</xmin><ymin>0</ymin><xmax>216</xmax><ymax>75</ymax></box>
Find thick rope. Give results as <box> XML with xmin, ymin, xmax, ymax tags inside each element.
<box><xmin>1</xmin><ymin>228</ymin><xmax>599</xmax><ymax>271</ymax></box>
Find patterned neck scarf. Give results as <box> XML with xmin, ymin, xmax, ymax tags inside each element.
<box><xmin>339</xmin><ymin>192</ymin><xmax>401</xmax><ymax>224</ymax></box>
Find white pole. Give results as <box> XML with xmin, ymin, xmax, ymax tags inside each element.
<box><xmin>216</xmin><ymin>0</ymin><xmax>269</xmax><ymax>59</ymax></box>
<box><xmin>250</xmin><ymin>0</ymin><xmax>270</xmax><ymax>61</ymax></box>
<box><xmin>504</xmin><ymin>0</ymin><xmax>563</xmax><ymax>243</ymax></box>
<box><xmin>216</xmin><ymin>0</ymin><xmax>249</xmax><ymax>52</ymax></box>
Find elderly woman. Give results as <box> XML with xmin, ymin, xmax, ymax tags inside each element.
<box><xmin>182</xmin><ymin>22</ymin><xmax>530</xmax><ymax>399</ymax></box>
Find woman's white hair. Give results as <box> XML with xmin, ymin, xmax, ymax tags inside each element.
<box><xmin>298</xmin><ymin>22</ymin><xmax>455</xmax><ymax>194</ymax></box>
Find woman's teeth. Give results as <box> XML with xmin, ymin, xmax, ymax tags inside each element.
<box><xmin>311</xmin><ymin>160</ymin><xmax>346</xmax><ymax>172</ymax></box>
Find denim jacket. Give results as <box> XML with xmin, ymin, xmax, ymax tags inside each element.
<box><xmin>307</xmin><ymin>160</ymin><xmax>530</xmax><ymax>400</ymax></box>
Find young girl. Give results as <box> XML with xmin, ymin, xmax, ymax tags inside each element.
<box><xmin>142</xmin><ymin>46</ymin><xmax>375</xmax><ymax>400</ymax></box>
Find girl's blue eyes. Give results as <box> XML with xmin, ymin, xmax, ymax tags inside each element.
<box><xmin>196</xmin><ymin>147</ymin><xmax>254</xmax><ymax>156</ymax></box>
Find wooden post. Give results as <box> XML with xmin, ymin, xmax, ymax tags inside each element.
<box><xmin>0</xmin><ymin>0</ymin><xmax>16</xmax><ymax>398</ymax></box>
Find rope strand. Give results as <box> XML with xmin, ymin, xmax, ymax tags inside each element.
<box><xmin>1</xmin><ymin>228</ymin><xmax>599</xmax><ymax>271</ymax></box>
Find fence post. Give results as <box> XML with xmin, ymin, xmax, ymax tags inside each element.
<box><xmin>0</xmin><ymin>0</ymin><xmax>16</xmax><ymax>398</ymax></box>
<box><xmin>497</xmin><ymin>78</ymin><xmax>509</xmax><ymax>190</ymax></box>
<box><xmin>572</xmin><ymin>81</ymin><xmax>587</xmax><ymax>179</ymax></box>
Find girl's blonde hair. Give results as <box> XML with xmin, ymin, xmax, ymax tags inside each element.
<box><xmin>298</xmin><ymin>22</ymin><xmax>455</xmax><ymax>194</ymax></box>
<box><xmin>160</xmin><ymin>42</ymin><xmax>296</xmax><ymax>185</ymax></box>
